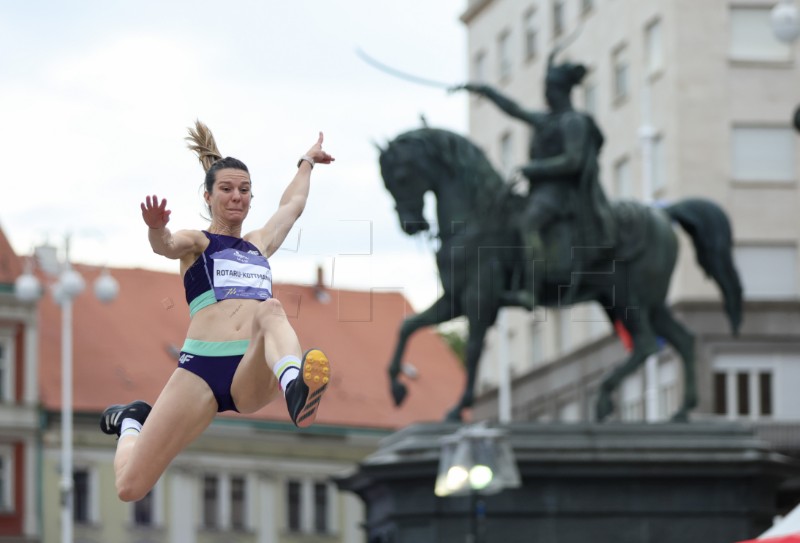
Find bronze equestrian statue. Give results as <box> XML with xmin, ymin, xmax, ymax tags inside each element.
<box><xmin>378</xmin><ymin>55</ymin><xmax>742</xmax><ymax>423</ymax></box>
<box><xmin>454</xmin><ymin>53</ymin><xmax>615</xmax><ymax>309</ymax></box>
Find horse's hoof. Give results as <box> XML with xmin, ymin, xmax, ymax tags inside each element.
<box><xmin>595</xmin><ymin>394</ymin><xmax>614</xmax><ymax>422</ymax></box>
<box><xmin>670</xmin><ymin>411</ymin><xmax>689</xmax><ymax>423</ymax></box>
<box><xmin>391</xmin><ymin>381</ymin><xmax>408</xmax><ymax>407</ymax></box>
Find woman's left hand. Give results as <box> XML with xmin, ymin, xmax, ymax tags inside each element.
<box><xmin>305</xmin><ymin>132</ymin><xmax>335</xmax><ymax>165</ymax></box>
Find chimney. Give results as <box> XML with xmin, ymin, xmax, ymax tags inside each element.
<box><xmin>314</xmin><ymin>264</ymin><xmax>330</xmax><ymax>303</ymax></box>
<box><xmin>35</xmin><ymin>244</ymin><xmax>60</xmax><ymax>275</ymax></box>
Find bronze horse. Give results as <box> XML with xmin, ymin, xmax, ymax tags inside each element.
<box><xmin>379</xmin><ymin>127</ymin><xmax>742</xmax><ymax>423</ymax></box>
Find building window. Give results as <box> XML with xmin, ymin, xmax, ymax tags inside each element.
<box><xmin>731</xmin><ymin>126</ymin><xmax>795</xmax><ymax>182</ymax></box>
<box><xmin>0</xmin><ymin>342</ymin><xmax>5</xmax><ymax>403</ymax></box>
<box><xmin>230</xmin><ymin>475</ymin><xmax>246</xmax><ymax>531</ymax></box>
<box><xmin>645</xmin><ymin>18</ymin><xmax>663</xmax><ymax>75</ymax></box>
<box><xmin>528</xmin><ymin>313</ymin><xmax>545</xmax><ymax>367</ymax></box>
<box><xmin>736</xmin><ymin>372</ymin><xmax>750</xmax><ymax>416</ymax></box>
<box><xmin>134</xmin><ymin>486</ymin><xmax>161</xmax><ymax>527</ymax></box>
<box><xmin>0</xmin><ymin>447</ymin><xmax>13</xmax><ymax>512</ymax></box>
<box><xmin>72</xmin><ymin>466</ymin><xmax>98</xmax><ymax>524</ymax></box>
<box><xmin>287</xmin><ymin>480</ymin><xmax>302</xmax><ymax>532</ymax></box>
<box><xmin>74</xmin><ymin>469</ymin><xmax>91</xmax><ymax>524</ymax></box>
<box><xmin>713</xmin><ymin>354</ymin><xmax>779</xmax><ymax>420</ymax></box>
<box><xmin>500</xmin><ymin>131</ymin><xmax>514</xmax><ymax>177</ymax></box>
<box><xmin>285</xmin><ymin>478</ymin><xmax>336</xmax><ymax>535</ymax></box>
<box><xmin>558</xmin><ymin>401</ymin><xmax>581</xmax><ymax>422</ymax></box>
<box><xmin>523</xmin><ymin>9</ymin><xmax>538</xmax><ymax>61</ymax></box>
<box><xmin>614</xmin><ymin>157</ymin><xmax>632</xmax><ymax>198</ymax></box>
<box><xmin>199</xmin><ymin>474</ymin><xmax>249</xmax><ymax>531</ymax></box>
<box><xmin>0</xmin><ymin>335</ymin><xmax>15</xmax><ymax>403</ymax></box>
<box><xmin>620</xmin><ymin>371</ymin><xmax>644</xmax><ymax>421</ymax></box>
<box><xmin>134</xmin><ymin>492</ymin><xmax>153</xmax><ymax>526</ymax></box>
<box><xmin>553</xmin><ymin>0</ymin><xmax>566</xmax><ymax>39</ymax></box>
<box><xmin>132</xmin><ymin>481</ymin><xmax>163</xmax><ymax>528</ymax></box>
<box><xmin>473</xmin><ymin>50</ymin><xmax>486</xmax><ymax>83</ymax></box>
<box><xmin>760</xmin><ymin>372</ymin><xmax>773</xmax><ymax>416</ymax></box>
<box><xmin>203</xmin><ymin>475</ymin><xmax>219</xmax><ymax>529</ymax></box>
<box><xmin>734</xmin><ymin>245</ymin><xmax>798</xmax><ymax>300</ymax></box>
<box><xmin>714</xmin><ymin>368</ymin><xmax>774</xmax><ymax>419</ymax></box>
<box><xmin>658</xmin><ymin>360</ymin><xmax>679</xmax><ymax>419</ymax></box>
<box><xmin>557</xmin><ymin>309</ymin><xmax>572</xmax><ymax>354</ymax></box>
<box><xmin>612</xmin><ymin>45</ymin><xmax>629</xmax><ymax>103</ymax></box>
<box><xmin>730</xmin><ymin>7</ymin><xmax>792</xmax><ymax>62</ymax></box>
<box><xmin>651</xmin><ymin>134</ymin><xmax>666</xmax><ymax>194</ymax></box>
<box><xmin>314</xmin><ymin>483</ymin><xmax>329</xmax><ymax>534</ymax></box>
<box><xmin>713</xmin><ymin>372</ymin><xmax>727</xmax><ymax>415</ymax></box>
<box><xmin>497</xmin><ymin>30</ymin><xmax>512</xmax><ymax>81</ymax></box>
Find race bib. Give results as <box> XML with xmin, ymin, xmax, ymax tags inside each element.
<box><xmin>211</xmin><ymin>249</ymin><xmax>272</xmax><ymax>300</ymax></box>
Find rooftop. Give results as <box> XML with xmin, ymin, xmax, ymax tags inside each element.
<box><xmin>36</xmin><ymin>263</ymin><xmax>465</xmax><ymax>430</ymax></box>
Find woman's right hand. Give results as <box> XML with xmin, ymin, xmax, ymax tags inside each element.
<box><xmin>304</xmin><ymin>131</ymin><xmax>335</xmax><ymax>166</ymax></box>
<box><xmin>141</xmin><ymin>195</ymin><xmax>172</xmax><ymax>229</ymax></box>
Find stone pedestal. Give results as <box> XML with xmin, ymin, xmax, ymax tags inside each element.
<box><xmin>335</xmin><ymin>422</ymin><xmax>800</xmax><ymax>543</ymax></box>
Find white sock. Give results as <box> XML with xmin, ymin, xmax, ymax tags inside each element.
<box><xmin>274</xmin><ymin>355</ymin><xmax>301</xmax><ymax>394</ymax></box>
<box><xmin>120</xmin><ymin>418</ymin><xmax>142</xmax><ymax>439</ymax></box>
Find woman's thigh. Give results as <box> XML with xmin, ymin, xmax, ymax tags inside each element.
<box><xmin>230</xmin><ymin>331</ymin><xmax>281</xmax><ymax>414</ymax></box>
<box><xmin>124</xmin><ymin>369</ymin><xmax>218</xmax><ymax>489</ymax></box>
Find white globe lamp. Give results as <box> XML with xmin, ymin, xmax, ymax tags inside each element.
<box><xmin>772</xmin><ymin>1</ymin><xmax>800</xmax><ymax>43</ymax></box>
<box><xmin>94</xmin><ymin>269</ymin><xmax>119</xmax><ymax>303</ymax></box>
<box><xmin>14</xmin><ymin>272</ymin><xmax>42</xmax><ymax>303</ymax></box>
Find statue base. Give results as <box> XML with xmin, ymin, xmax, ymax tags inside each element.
<box><xmin>336</xmin><ymin>422</ymin><xmax>800</xmax><ymax>543</ymax></box>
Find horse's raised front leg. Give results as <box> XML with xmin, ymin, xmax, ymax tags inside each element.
<box><xmin>596</xmin><ymin>309</ymin><xmax>659</xmax><ymax>422</ymax></box>
<box><xmin>389</xmin><ymin>295</ymin><xmax>459</xmax><ymax>406</ymax></box>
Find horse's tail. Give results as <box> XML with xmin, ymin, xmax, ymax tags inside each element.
<box><xmin>665</xmin><ymin>198</ymin><xmax>743</xmax><ymax>335</ymax></box>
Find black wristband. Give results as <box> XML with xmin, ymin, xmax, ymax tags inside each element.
<box><xmin>297</xmin><ymin>155</ymin><xmax>315</xmax><ymax>169</ymax></box>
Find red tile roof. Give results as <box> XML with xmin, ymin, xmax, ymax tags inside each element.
<box><xmin>37</xmin><ymin>264</ymin><xmax>466</xmax><ymax>430</ymax></box>
<box><xmin>0</xmin><ymin>226</ymin><xmax>22</xmax><ymax>285</ymax></box>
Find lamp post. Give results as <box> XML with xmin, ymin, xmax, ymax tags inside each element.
<box><xmin>435</xmin><ymin>424</ymin><xmax>521</xmax><ymax>543</ymax></box>
<box><xmin>640</xmin><ymin>74</ymin><xmax>660</xmax><ymax>422</ymax></box>
<box><xmin>771</xmin><ymin>0</ymin><xmax>800</xmax><ymax>132</ymax></box>
<box><xmin>14</xmin><ymin>236</ymin><xmax>118</xmax><ymax>543</ymax></box>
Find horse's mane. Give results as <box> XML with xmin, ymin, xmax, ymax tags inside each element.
<box><xmin>385</xmin><ymin>128</ymin><xmax>507</xmax><ymax>209</ymax></box>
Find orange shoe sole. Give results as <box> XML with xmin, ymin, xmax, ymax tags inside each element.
<box><xmin>297</xmin><ymin>349</ymin><xmax>330</xmax><ymax>428</ymax></box>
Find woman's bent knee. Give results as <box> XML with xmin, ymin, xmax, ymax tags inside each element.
<box><xmin>253</xmin><ymin>298</ymin><xmax>287</xmax><ymax>330</ymax></box>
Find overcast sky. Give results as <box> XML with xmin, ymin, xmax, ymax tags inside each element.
<box><xmin>0</xmin><ymin>1</ymin><xmax>468</xmax><ymax>311</ymax></box>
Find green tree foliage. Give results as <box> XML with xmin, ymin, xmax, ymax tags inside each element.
<box><xmin>438</xmin><ymin>328</ymin><xmax>466</xmax><ymax>368</ymax></box>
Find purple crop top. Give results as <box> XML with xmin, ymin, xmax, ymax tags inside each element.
<box><xmin>183</xmin><ymin>231</ymin><xmax>272</xmax><ymax>317</ymax></box>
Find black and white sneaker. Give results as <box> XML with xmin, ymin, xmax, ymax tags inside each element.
<box><xmin>286</xmin><ymin>349</ymin><xmax>330</xmax><ymax>428</ymax></box>
<box><xmin>100</xmin><ymin>400</ymin><xmax>152</xmax><ymax>436</ymax></box>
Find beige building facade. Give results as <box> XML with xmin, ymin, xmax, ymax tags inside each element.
<box><xmin>460</xmin><ymin>0</ymin><xmax>800</xmax><ymax>428</ymax></box>
<box><xmin>41</xmin><ymin>417</ymin><xmax>376</xmax><ymax>543</ymax></box>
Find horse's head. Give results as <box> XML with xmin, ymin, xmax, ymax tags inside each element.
<box><xmin>378</xmin><ymin>133</ymin><xmax>432</xmax><ymax>236</ymax></box>
<box><xmin>379</xmin><ymin>127</ymin><xmax>508</xmax><ymax>239</ymax></box>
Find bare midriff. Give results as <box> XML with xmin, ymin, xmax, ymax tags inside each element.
<box><xmin>186</xmin><ymin>297</ymin><xmax>261</xmax><ymax>343</ymax></box>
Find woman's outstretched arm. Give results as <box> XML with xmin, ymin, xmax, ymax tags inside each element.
<box><xmin>248</xmin><ymin>132</ymin><xmax>334</xmax><ymax>258</ymax></box>
<box><xmin>142</xmin><ymin>195</ymin><xmax>205</xmax><ymax>260</ymax></box>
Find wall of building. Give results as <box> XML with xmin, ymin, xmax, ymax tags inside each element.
<box><xmin>40</xmin><ymin>418</ymin><xmax>379</xmax><ymax>543</ymax></box>
<box><xmin>462</xmin><ymin>0</ymin><xmax>800</xmax><ymax>424</ymax></box>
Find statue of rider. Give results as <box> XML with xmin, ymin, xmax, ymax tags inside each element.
<box><xmin>453</xmin><ymin>52</ymin><xmax>615</xmax><ymax>307</ymax></box>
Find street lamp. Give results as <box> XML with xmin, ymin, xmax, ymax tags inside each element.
<box><xmin>771</xmin><ymin>0</ymin><xmax>800</xmax><ymax>132</ymax></box>
<box><xmin>435</xmin><ymin>424</ymin><xmax>520</xmax><ymax>543</ymax></box>
<box><xmin>14</xmin><ymin>237</ymin><xmax>118</xmax><ymax>543</ymax></box>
